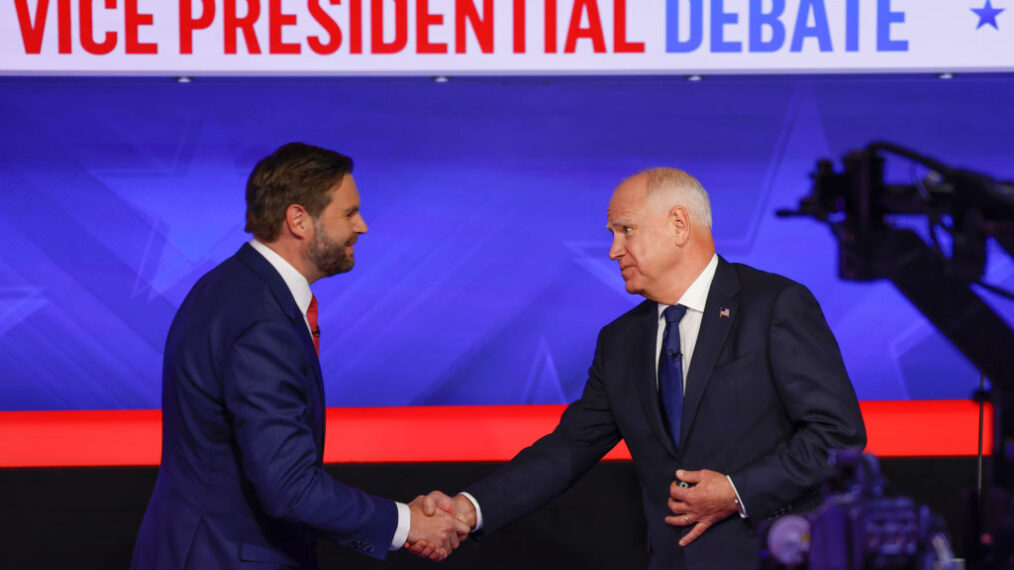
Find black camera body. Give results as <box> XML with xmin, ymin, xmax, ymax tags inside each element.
<box><xmin>759</xmin><ymin>451</ymin><xmax>957</xmax><ymax>570</ymax></box>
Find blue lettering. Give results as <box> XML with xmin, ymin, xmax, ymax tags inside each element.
<box><xmin>666</xmin><ymin>0</ymin><xmax>703</xmax><ymax>53</ymax></box>
<box><xmin>790</xmin><ymin>0</ymin><xmax>832</xmax><ymax>52</ymax></box>
<box><xmin>846</xmin><ymin>0</ymin><xmax>859</xmax><ymax>51</ymax></box>
<box><xmin>711</xmin><ymin>0</ymin><xmax>741</xmax><ymax>52</ymax></box>
<box><xmin>877</xmin><ymin>0</ymin><xmax>908</xmax><ymax>51</ymax></box>
<box><xmin>749</xmin><ymin>0</ymin><xmax>785</xmax><ymax>53</ymax></box>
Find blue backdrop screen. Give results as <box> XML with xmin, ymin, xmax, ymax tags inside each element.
<box><xmin>1</xmin><ymin>75</ymin><xmax>1012</xmax><ymax>411</ymax></box>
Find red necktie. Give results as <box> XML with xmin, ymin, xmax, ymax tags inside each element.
<box><xmin>307</xmin><ymin>295</ymin><xmax>320</xmax><ymax>355</ymax></box>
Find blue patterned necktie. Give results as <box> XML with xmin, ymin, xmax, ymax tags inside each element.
<box><xmin>659</xmin><ymin>304</ymin><xmax>688</xmax><ymax>447</ymax></box>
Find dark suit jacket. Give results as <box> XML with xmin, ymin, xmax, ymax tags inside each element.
<box><xmin>131</xmin><ymin>244</ymin><xmax>397</xmax><ymax>569</ymax></box>
<box><xmin>466</xmin><ymin>257</ymin><xmax>866</xmax><ymax>569</ymax></box>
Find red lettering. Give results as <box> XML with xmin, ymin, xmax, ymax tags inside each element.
<box><xmin>349</xmin><ymin>0</ymin><xmax>362</xmax><ymax>53</ymax></box>
<box><xmin>371</xmin><ymin>0</ymin><xmax>406</xmax><ymax>54</ymax></box>
<box><xmin>564</xmin><ymin>0</ymin><xmax>605</xmax><ymax>53</ymax></box>
<box><xmin>224</xmin><ymin>0</ymin><xmax>261</xmax><ymax>54</ymax></box>
<box><xmin>14</xmin><ymin>0</ymin><xmax>50</xmax><ymax>54</ymax></box>
<box><xmin>455</xmin><ymin>0</ymin><xmax>492</xmax><ymax>54</ymax></box>
<box><xmin>416</xmin><ymin>0</ymin><xmax>445</xmax><ymax>54</ymax></box>
<box><xmin>308</xmin><ymin>0</ymin><xmax>341</xmax><ymax>55</ymax></box>
<box><xmin>125</xmin><ymin>0</ymin><xmax>156</xmax><ymax>54</ymax></box>
<box><xmin>269</xmin><ymin>0</ymin><xmax>299</xmax><ymax>54</ymax></box>
<box><xmin>180</xmin><ymin>0</ymin><xmax>215</xmax><ymax>54</ymax></box>
<box><xmin>512</xmin><ymin>0</ymin><xmax>524</xmax><ymax>53</ymax></box>
<box><xmin>613</xmin><ymin>0</ymin><xmax>643</xmax><ymax>53</ymax></box>
<box><xmin>80</xmin><ymin>0</ymin><xmax>117</xmax><ymax>55</ymax></box>
<box><xmin>544</xmin><ymin>0</ymin><xmax>556</xmax><ymax>53</ymax></box>
<box><xmin>59</xmin><ymin>0</ymin><xmax>72</xmax><ymax>53</ymax></box>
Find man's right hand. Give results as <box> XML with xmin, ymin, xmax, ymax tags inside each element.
<box><xmin>405</xmin><ymin>494</ymin><xmax>472</xmax><ymax>561</ymax></box>
<box><xmin>404</xmin><ymin>491</ymin><xmax>477</xmax><ymax>560</ymax></box>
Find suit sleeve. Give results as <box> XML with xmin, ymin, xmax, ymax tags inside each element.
<box><xmin>730</xmin><ymin>284</ymin><xmax>866</xmax><ymax>519</ymax></box>
<box><xmin>466</xmin><ymin>329</ymin><xmax>622</xmax><ymax>534</ymax></box>
<box><xmin>221</xmin><ymin>318</ymin><xmax>398</xmax><ymax>559</ymax></box>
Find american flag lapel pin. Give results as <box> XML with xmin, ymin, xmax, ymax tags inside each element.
<box><xmin>719</xmin><ymin>307</ymin><xmax>731</xmax><ymax>318</ymax></box>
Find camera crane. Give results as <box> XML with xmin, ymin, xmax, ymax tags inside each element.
<box><xmin>778</xmin><ymin>142</ymin><xmax>1014</xmax><ymax>569</ymax></box>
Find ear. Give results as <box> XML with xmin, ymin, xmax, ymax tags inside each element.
<box><xmin>669</xmin><ymin>205</ymin><xmax>692</xmax><ymax>246</ymax></box>
<box><xmin>284</xmin><ymin>204</ymin><xmax>313</xmax><ymax>240</ymax></box>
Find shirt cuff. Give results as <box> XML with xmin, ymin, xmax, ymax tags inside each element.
<box><xmin>458</xmin><ymin>492</ymin><xmax>484</xmax><ymax>531</ymax></box>
<box><xmin>390</xmin><ymin>502</ymin><xmax>411</xmax><ymax>550</ymax></box>
<box><xmin>726</xmin><ymin>475</ymin><xmax>748</xmax><ymax>518</ymax></box>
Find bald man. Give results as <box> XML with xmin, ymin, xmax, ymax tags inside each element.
<box><xmin>414</xmin><ymin>168</ymin><xmax>866</xmax><ymax>569</ymax></box>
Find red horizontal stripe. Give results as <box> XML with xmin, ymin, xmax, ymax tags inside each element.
<box><xmin>0</xmin><ymin>409</ymin><xmax>162</xmax><ymax>468</ymax></box>
<box><xmin>0</xmin><ymin>401</ymin><xmax>993</xmax><ymax>468</ymax></box>
<box><xmin>860</xmin><ymin>400</ymin><xmax>992</xmax><ymax>458</ymax></box>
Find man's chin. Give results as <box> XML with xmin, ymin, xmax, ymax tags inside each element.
<box><xmin>335</xmin><ymin>258</ymin><xmax>355</xmax><ymax>275</ymax></box>
<box><xmin>320</xmin><ymin>257</ymin><xmax>355</xmax><ymax>277</ymax></box>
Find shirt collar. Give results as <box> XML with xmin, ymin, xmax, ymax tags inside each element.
<box><xmin>248</xmin><ymin>238</ymin><xmax>313</xmax><ymax>317</ymax></box>
<box><xmin>657</xmin><ymin>254</ymin><xmax>719</xmax><ymax>319</ymax></box>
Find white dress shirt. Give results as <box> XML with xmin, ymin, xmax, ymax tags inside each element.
<box><xmin>654</xmin><ymin>254</ymin><xmax>719</xmax><ymax>388</ymax></box>
<box><xmin>248</xmin><ymin>239</ymin><xmax>411</xmax><ymax>549</ymax></box>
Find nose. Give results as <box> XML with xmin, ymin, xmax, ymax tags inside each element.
<box><xmin>609</xmin><ymin>234</ymin><xmax>623</xmax><ymax>260</ymax></box>
<box><xmin>354</xmin><ymin>212</ymin><xmax>368</xmax><ymax>234</ymax></box>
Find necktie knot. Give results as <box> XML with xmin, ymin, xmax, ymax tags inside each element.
<box><xmin>663</xmin><ymin>304</ymin><xmax>688</xmax><ymax>325</ymax></box>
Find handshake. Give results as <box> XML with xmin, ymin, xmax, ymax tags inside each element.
<box><xmin>404</xmin><ymin>491</ymin><xmax>478</xmax><ymax>561</ymax></box>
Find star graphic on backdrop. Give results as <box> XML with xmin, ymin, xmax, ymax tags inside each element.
<box><xmin>972</xmin><ymin>0</ymin><xmax>1005</xmax><ymax>29</ymax></box>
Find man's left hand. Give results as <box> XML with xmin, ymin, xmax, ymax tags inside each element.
<box><xmin>664</xmin><ymin>469</ymin><xmax>739</xmax><ymax>547</ymax></box>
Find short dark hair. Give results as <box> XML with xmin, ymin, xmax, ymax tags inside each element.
<box><xmin>244</xmin><ymin>142</ymin><xmax>354</xmax><ymax>241</ymax></box>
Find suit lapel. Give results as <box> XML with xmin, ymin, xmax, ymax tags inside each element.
<box><xmin>679</xmin><ymin>257</ymin><xmax>740</xmax><ymax>446</ymax></box>
<box><xmin>235</xmin><ymin>244</ymin><xmax>325</xmax><ymax>403</ymax></box>
<box><xmin>633</xmin><ymin>302</ymin><xmax>680</xmax><ymax>458</ymax></box>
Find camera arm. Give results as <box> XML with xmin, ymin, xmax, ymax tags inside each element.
<box><xmin>778</xmin><ymin>142</ymin><xmax>1014</xmax><ymax>568</ymax></box>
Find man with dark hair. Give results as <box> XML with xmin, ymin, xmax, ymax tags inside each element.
<box><xmin>416</xmin><ymin>167</ymin><xmax>865</xmax><ymax>569</ymax></box>
<box><xmin>244</xmin><ymin>143</ymin><xmax>354</xmax><ymax>243</ymax></box>
<box><xmin>131</xmin><ymin>142</ymin><xmax>467</xmax><ymax>569</ymax></box>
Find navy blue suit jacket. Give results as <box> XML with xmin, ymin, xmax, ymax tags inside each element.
<box><xmin>131</xmin><ymin>244</ymin><xmax>397</xmax><ymax>569</ymax></box>
<box><xmin>466</xmin><ymin>258</ymin><xmax>866</xmax><ymax>569</ymax></box>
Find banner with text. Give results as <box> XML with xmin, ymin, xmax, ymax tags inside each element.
<box><xmin>2</xmin><ymin>0</ymin><xmax>1011</xmax><ymax>75</ymax></box>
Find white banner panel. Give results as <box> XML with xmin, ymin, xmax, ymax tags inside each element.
<box><xmin>1</xmin><ymin>0</ymin><xmax>1011</xmax><ymax>75</ymax></box>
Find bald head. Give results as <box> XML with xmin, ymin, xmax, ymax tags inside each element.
<box><xmin>606</xmin><ymin>168</ymin><xmax>716</xmax><ymax>304</ymax></box>
<box><xmin>637</xmin><ymin>168</ymin><xmax>713</xmax><ymax>229</ymax></box>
